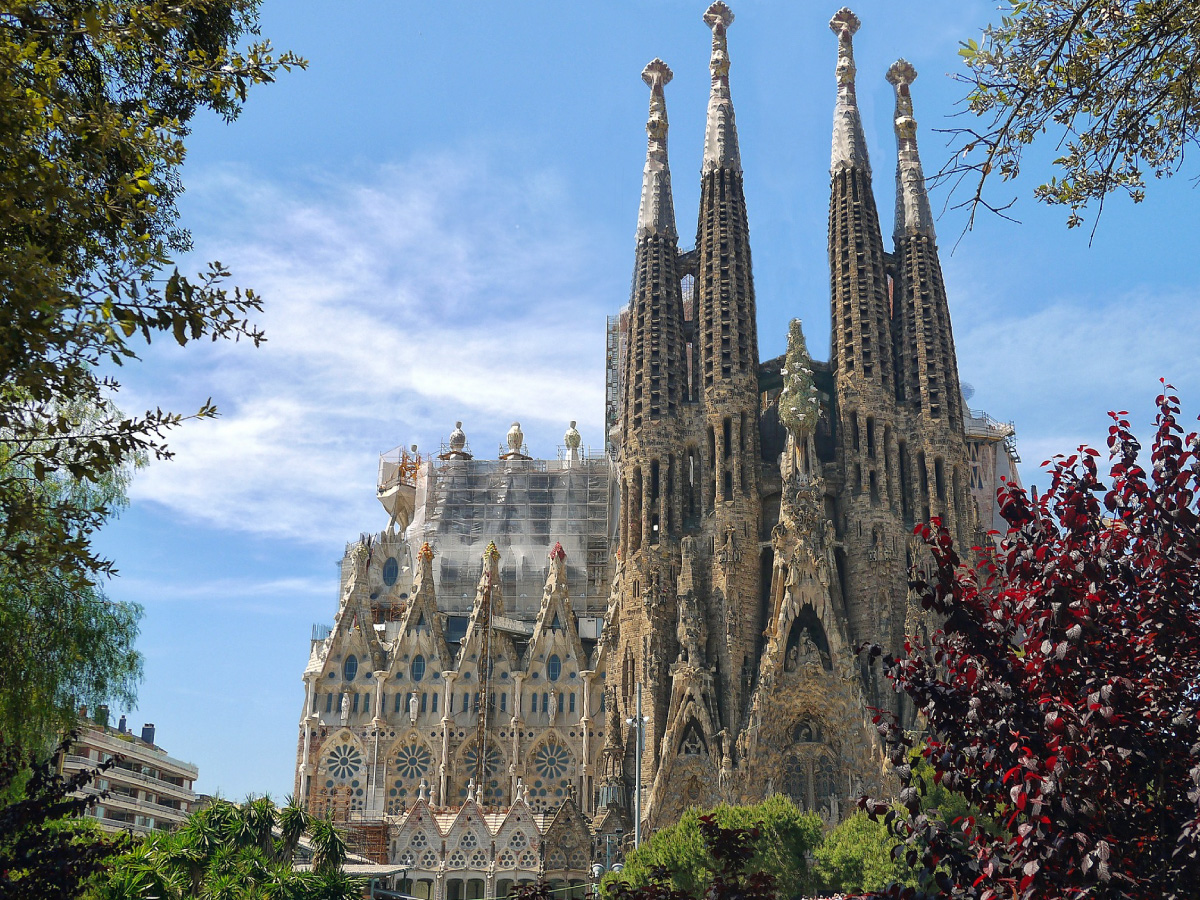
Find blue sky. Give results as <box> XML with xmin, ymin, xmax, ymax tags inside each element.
<box><xmin>91</xmin><ymin>1</ymin><xmax>1200</xmax><ymax>800</ymax></box>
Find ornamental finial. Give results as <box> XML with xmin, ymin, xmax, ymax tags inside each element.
<box><xmin>636</xmin><ymin>59</ymin><xmax>677</xmax><ymax>240</ymax></box>
<box><xmin>829</xmin><ymin>8</ymin><xmax>870</xmax><ymax>175</ymax></box>
<box><xmin>702</xmin><ymin>2</ymin><xmax>741</xmax><ymax>174</ymax></box>
<box><xmin>483</xmin><ymin>541</ymin><xmax>500</xmax><ymax>563</ymax></box>
<box><xmin>549</xmin><ymin>542</ymin><xmax>566</xmax><ymax>561</ymax></box>
<box><xmin>418</xmin><ymin>542</ymin><xmax>434</xmax><ymax>562</ymax></box>
<box><xmin>887</xmin><ymin>59</ymin><xmax>935</xmax><ymax>239</ymax></box>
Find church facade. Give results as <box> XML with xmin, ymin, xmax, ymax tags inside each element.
<box><xmin>294</xmin><ymin>4</ymin><xmax>1021</xmax><ymax>890</ymax></box>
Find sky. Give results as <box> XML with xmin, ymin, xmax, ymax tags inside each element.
<box><xmin>91</xmin><ymin>0</ymin><xmax>1200</xmax><ymax>801</ymax></box>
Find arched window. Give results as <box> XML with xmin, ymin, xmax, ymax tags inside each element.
<box><xmin>343</xmin><ymin>655</ymin><xmax>358</xmax><ymax>681</ymax></box>
<box><xmin>382</xmin><ymin>557</ymin><xmax>399</xmax><ymax>586</ymax></box>
<box><xmin>547</xmin><ymin>654</ymin><xmax>561</xmax><ymax>682</ymax></box>
<box><xmin>412</xmin><ymin>654</ymin><xmax>426</xmax><ymax>682</ymax></box>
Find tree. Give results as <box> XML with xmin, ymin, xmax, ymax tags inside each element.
<box><xmin>945</xmin><ymin>0</ymin><xmax>1200</xmax><ymax>232</ymax></box>
<box><xmin>0</xmin><ymin>400</ymin><xmax>142</xmax><ymax>750</ymax></box>
<box><xmin>812</xmin><ymin>811</ymin><xmax>917</xmax><ymax>895</ymax></box>
<box><xmin>862</xmin><ymin>387</ymin><xmax>1200</xmax><ymax>899</ymax></box>
<box><xmin>0</xmin><ymin>734</ymin><xmax>125</xmax><ymax>900</ymax></box>
<box><xmin>601</xmin><ymin>796</ymin><xmax>822</xmax><ymax>900</ymax></box>
<box><xmin>91</xmin><ymin>794</ymin><xmax>362</xmax><ymax>900</ymax></box>
<box><xmin>0</xmin><ymin>1</ymin><xmax>304</xmax><ymax>593</ymax></box>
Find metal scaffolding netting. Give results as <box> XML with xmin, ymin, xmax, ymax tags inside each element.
<box><xmin>405</xmin><ymin>452</ymin><xmax>615</xmax><ymax>618</ymax></box>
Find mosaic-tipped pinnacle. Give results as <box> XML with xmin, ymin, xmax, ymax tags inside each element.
<box><xmin>829</xmin><ymin>8</ymin><xmax>860</xmax><ymax>36</ymax></box>
<box><xmin>704</xmin><ymin>2</ymin><xmax>734</xmax><ymax>29</ymax></box>
<box><xmin>642</xmin><ymin>58</ymin><xmax>673</xmax><ymax>88</ymax></box>
<box><xmin>887</xmin><ymin>58</ymin><xmax>917</xmax><ymax>86</ymax></box>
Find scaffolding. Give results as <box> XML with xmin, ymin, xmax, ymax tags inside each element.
<box><xmin>407</xmin><ymin>453</ymin><xmax>614</xmax><ymax>617</ymax></box>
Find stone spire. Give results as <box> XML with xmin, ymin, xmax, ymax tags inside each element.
<box><xmin>827</xmin><ymin>6</ymin><xmax>893</xmax><ymax>398</ymax></box>
<box><xmin>829</xmin><ymin>8</ymin><xmax>870</xmax><ymax>176</ymax></box>
<box><xmin>692</xmin><ymin>0</ymin><xmax>762</xmax><ymax>751</ymax></box>
<box><xmin>888</xmin><ymin>57</ymin><xmax>967</xmax><ymax>471</ymax></box>
<box><xmin>887</xmin><ymin>59</ymin><xmax>934</xmax><ymax>240</ymax></box>
<box><xmin>637</xmin><ymin>59</ymin><xmax>677</xmax><ymax>241</ymax></box>
<box><xmin>702</xmin><ymin>2</ymin><xmax>740</xmax><ymax>174</ymax></box>
<box><xmin>621</xmin><ymin>58</ymin><xmax>687</xmax><ymax>442</ymax></box>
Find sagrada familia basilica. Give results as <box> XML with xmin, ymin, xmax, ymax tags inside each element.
<box><xmin>294</xmin><ymin>5</ymin><xmax>1022</xmax><ymax>896</ymax></box>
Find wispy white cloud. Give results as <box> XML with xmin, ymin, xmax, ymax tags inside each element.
<box><xmin>115</xmin><ymin>574</ymin><xmax>331</xmax><ymax>605</ymax></box>
<box><xmin>955</xmin><ymin>287</ymin><xmax>1200</xmax><ymax>484</ymax></box>
<box><xmin>123</xmin><ymin>153</ymin><xmax>612</xmax><ymax>544</ymax></box>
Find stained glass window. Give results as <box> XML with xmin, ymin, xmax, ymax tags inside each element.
<box><xmin>535</xmin><ymin>742</ymin><xmax>570</xmax><ymax>778</ymax></box>
<box><xmin>547</xmin><ymin>654</ymin><xmax>561</xmax><ymax>681</ymax></box>
<box><xmin>383</xmin><ymin>557</ymin><xmax>399</xmax><ymax>586</ymax></box>
<box><xmin>327</xmin><ymin>743</ymin><xmax>363</xmax><ymax>781</ymax></box>
<box><xmin>412</xmin><ymin>655</ymin><xmax>426</xmax><ymax>682</ymax></box>
<box><xmin>343</xmin><ymin>655</ymin><xmax>358</xmax><ymax>681</ymax></box>
<box><xmin>461</xmin><ymin>743</ymin><xmax>505</xmax><ymax>804</ymax></box>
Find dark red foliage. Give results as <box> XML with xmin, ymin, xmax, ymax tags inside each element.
<box><xmin>862</xmin><ymin>387</ymin><xmax>1200</xmax><ymax>900</ymax></box>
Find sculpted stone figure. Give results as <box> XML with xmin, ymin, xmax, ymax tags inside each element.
<box><xmin>676</xmin><ymin>589</ymin><xmax>707</xmax><ymax>666</ymax></box>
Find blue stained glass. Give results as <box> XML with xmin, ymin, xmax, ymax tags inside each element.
<box><xmin>383</xmin><ymin>557</ymin><xmax>399</xmax><ymax>586</ymax></box>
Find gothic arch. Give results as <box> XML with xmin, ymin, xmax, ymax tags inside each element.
<box><xmin>313</xmin><ymin>731</ymin><xmax>368</xmax><ymax>820</ymax></box>
<box><xmin>526</xmin><ymin>734</ymin><xmax>577</xmax><ymax>812</ymax></box>
<box><xmin>454</xmin><ymin>738</ymin><xmax>507</xmax><ymax>806</ymax></box>
<box><xmin>384</xmin><ymin>732</ymin><xmax>438</xmax><ymax>815</ymax></box>
<box><xmin>677</xmin><ymin>719</ymin><xmax>708</xmax><ymax>757</ymax></box>
<box><xmin>784</xmin><ymin>603</ymin><xmax>832</xmax><ymax>672</ymax></box>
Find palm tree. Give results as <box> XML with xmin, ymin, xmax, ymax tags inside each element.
<box><xmin>276</xmin><ymin>796</ymin><xmax>310</xmax><ymax>865</ymax></box>
<box><xmin>93</xmin><ymin>796</ymin><xmax>361</xmax><ymax>900</ymax></box>
<box><xmin>307</xmin><ymin>817</ymin><xmax>348</xmax><ymax>878</ymax></box>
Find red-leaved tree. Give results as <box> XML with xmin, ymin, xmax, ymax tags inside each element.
<box><xmin>862</xmin><ymin>387</ymin><xmax>1200</xmax><ymax>900</ymax></box>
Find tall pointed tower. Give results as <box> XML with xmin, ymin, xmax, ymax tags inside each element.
<box><xmin>612</xmin><ymin>57</ymin><xmax>689</xmax><ymax>831</ymax></box>
<box><xmin>887</xmin><ymin>60</ymin><xmax>972</xmax><ymax>544</ymax></box>
<box><xmin>826</xmin><ymin>9</ymin><xmax>908</xmax><ymax>704</ymax></box>
<box><xmin>694</xmin><ymin>0</ymin><xmax>762</xmax><ymax>738</ymax></box>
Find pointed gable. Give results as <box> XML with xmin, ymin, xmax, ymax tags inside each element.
<box><xmin>458</xmin><ymin>541</ymin><xmax>519</xmax><ymax>671</ymax></box>
<box><xmin>525</xmin><ymin>543</ymin><xmax>586</xmax><ymax>669</ymax></box>
<box><xmin>391</xmin><ymin>542</ymin><xmax>451</xmax><ymax>670</ymax></box>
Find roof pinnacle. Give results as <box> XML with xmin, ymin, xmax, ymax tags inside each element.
<box><xmin>636</xmin><ymin>58</ymin><xmax>677</xmax><ymax>240</ymax></box>
<box><xmin>829</xmin><ymin>8</ymin><xmax>870</xmax><ymax>176</ymax></box>
<box><xmin>702</xmin><ymin>2</ymin><xmax>741</xmax><ymax>175</ymax></box>
<box><xmin>887</xmin><ymin>59</ymin><xmax>935</xmax><ymax>239</ymax></box>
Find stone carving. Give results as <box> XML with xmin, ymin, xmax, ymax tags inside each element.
<box><xmin>409</xmin><ymin>692</ymin><xmax>419</xmax><ymax>725</ymax></box>
<box><xmin>339</xmin><ymin>692</ymin><xmax>350</xmax><ymax>726</ymax></box>
<box><xmin>676</xmin><ymin>588</ymin><xmax>706</xmax><ymax>666</ymax></box>
<box><xmin>564</xmin><ymin>420</ymin><xmax>582</xmax><ymax>463</ymax></box>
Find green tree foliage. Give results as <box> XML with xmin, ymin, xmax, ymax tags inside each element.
<box><xmin>0</xmin><ymin>1</ymin><xmax>304</xmax><ymax>593</ymax></box>
<box><xmin>0</xmin><ymin>401</ymin><xmax>142</xmax><ymax>749</ymax></box>
<box><xmin>812</xmin><ymin>811</ymin><xmax>917</xmax><ymax>895</ymax></box>
<box><xmin>601</xmin><ymin>796</ymin><xmax>822</xmax><ymax>900</ymax></box>
<box><xmin>90</xmin><ymin>795</ymin><xmax>362</xmax><ymax>900</ymax></box>
<box><xmin>0</xmin><ymin>734</ymin><xmax>125</xmax><ymax>900</ymax></box>
<box><xmin>947</xmin><ymin>0</ymin><xmax>1200</xmax><ymax>231</ymax></box>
